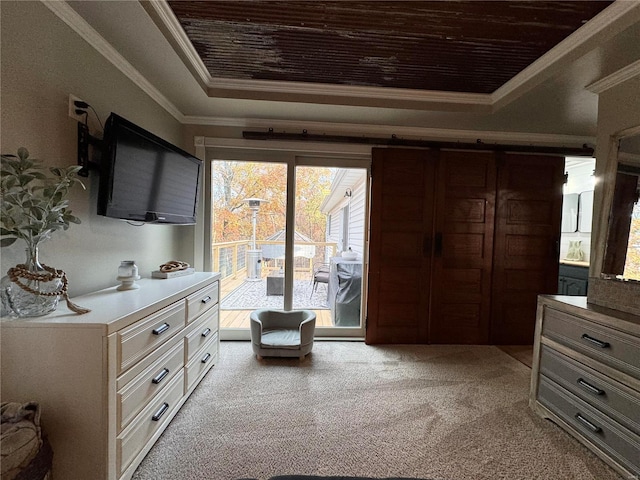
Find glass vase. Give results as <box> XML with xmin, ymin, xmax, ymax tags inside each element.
<box><xmin>1</xmin><ymin>243</ymin><xmax>62</xmax><ymax>317</ymax></box>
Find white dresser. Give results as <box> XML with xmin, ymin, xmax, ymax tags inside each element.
<box><xmin>530</xmin><ymin>295</ymin><xmax>640</xmax><ymax>478</ymax></box>
<box><xmin>1</xmin><ymin>272</ymin><xmax>220</xmax><ymax>480</ymax></box>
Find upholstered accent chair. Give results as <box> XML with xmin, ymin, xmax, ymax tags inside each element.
<box><xmin>250</xmin><ymin>309</ymin><xmax>316</xmax><ymax>359</ymax></box>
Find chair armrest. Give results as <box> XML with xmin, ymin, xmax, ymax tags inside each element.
<box><xmin>299</xmin><ymin>312</ymin><xmax>316</xmax><ymax>345</ymax></box>
<box><xmin>250</xmin><ymin>311</ymin><xmax>263</xmax><ymax>343</ymax></box>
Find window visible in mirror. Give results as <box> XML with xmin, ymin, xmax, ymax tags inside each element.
<box><xmin>624</xmin><ymin>201</ymin><xmax>640</xmax><ymax>280</ymax></box>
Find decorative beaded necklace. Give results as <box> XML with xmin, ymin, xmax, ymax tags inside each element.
<box><xmin>7</xmin><ymin>264</ymin><xmax>91</xmax><ymax>315</ymax></box>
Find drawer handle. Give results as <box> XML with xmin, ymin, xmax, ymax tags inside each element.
<box><xmin>201</xmin><ymin>328</ymin><xmax>211</xmax><ymax>338</ymax></box>
<box><xmin>575</xmin><ymin>413</ymin><xmax>602</xmax><ymax>433</ymax></box>
<box><xmin>577</xmin><ymin>378</ymin><xmax>605</xmax><ymax>396</ymax></box>
<box><xmin>201</xmin><ymin>296</ymin><xmax>212</xmax><ymax>304</ymax></box>
<box><xmin>152</xmin><ymin>323</ymin><xmax>170</xmax><ymax>335</ymax></box>
<box><xmin>580</xmin><ymin>334</ymin><xmax>610</xmax><ymax>349</ymax></box>
<box><xmin>201</xmin><ymin>352</ymin><xmax>212</xmax><ymax>364</ymax></box>
<box><xmin>152</xmin><ymin>368</ymin><xmax>170</xmax><ymax>385</ymax></box>
<box><xmin>152</xmin><ymin>402</ymin><xmax>169</xmax><ymax>421</ymax></box>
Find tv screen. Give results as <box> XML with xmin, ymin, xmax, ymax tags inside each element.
<box><xmin>98</xmin><ymin>113</ymin><xmax>202</xmax><ymax>224</ymax></box>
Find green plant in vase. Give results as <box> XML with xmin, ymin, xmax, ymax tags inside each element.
<box><xmin>1</xmin><ymin>147</ymin><xmax>90</xmax><ymax>317</ymax></box>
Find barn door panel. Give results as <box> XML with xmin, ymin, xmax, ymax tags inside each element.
<box><xmin>491</xmin><ymin>154</ymin><xmax>564</xmax><ymax>344</ymax></box>
<box><xmin>366</xmin><ymin>148</ymin><xmax>437</xmax><ymax>344</ymax></box>
<box><xmin>430</xmin><ymin>151</ymin><xmax>496</xmax><ymax>344</ymax></box>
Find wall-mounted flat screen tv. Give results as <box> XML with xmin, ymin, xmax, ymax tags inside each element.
<box><xmin>98</xmin><ymin>113</ymin><xmax>202</xmax><ymax>224</ymax></box>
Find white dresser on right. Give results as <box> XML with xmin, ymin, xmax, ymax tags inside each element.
<box><xmin>530</xmin><ymin>295</ymin><xmax>640</xmax><ymax>478</ymax></box>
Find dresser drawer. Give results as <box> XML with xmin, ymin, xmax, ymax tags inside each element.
<box><xmin>117</xmin><ymin>340</ymin><xmax>185</xmax><ymax>432</ymax></box>
<box><xmin>117</xmin><ymin>301</ymin><xmax>186</xmax><ymax>374</ymax></box>
<box><xmin>186</xmin><ymin>281</ymin><xmax>218</xmax><ymax>323</ymax></box>
<box><xmin>117</xmin><ymin>370</ymin><xmax>185</xmax><ymax>476</ymax></box>
<box><xmin>185</xmin><ymin>334</ymin><xmax>218</xmax><ymax>392</ymax></box>
<box><xmin>540</xmin><ymin>345</ymin><xmax>640</xmax><ymax>435</ymax></box>
<box><xmin>543</xmin><ymin>308</ymin><xmax>640</xmax><ymax>378</ymax></box>
<box><xmin>538</xmin><ymin>376</ymin><xmax>640</xmax><ymax>476</ymax></box>
<box><xmin>185</xmin><ymin>306</ymin><xmax>219</xmax><ymax>360</ymax></box>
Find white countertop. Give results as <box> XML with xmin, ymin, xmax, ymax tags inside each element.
<box><xmin>559</xmin><ymin>260</ymin><xmax>589</xmax><ymax>268</ymax></box>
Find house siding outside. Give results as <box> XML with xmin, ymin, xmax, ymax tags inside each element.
<box><xmin>325</xmin><ymin>175</ymin><xmax>367</xmax><ymax>259</ymax></box>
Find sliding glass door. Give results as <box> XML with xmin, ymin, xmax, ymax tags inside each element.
<box><xmin>212</xmin><ymin>160</ymin><xmax>287</xmax><ymax>321</ymax></box>
<box><xmin>210</xmin><ymin>154</ymin><xmax>369</xmax><ymax>339</ymax></box>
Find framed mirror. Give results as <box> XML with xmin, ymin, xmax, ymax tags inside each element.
<box><xmin>602</xmin><ymin>134</ymin><xmax>640</xmax><ymax>281</ymax></box>
<box><xmin>589</xmin><ymin>126</ymin><xmax>640</xmax><ymax>317</ymax></box>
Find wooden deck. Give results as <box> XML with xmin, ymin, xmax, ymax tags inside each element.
<box><xmin>219</xmin><ymin>274</ymin><xmax>333</xmax><ymax>328</ymax></box>
<box><xmin>220</xmin><ymin>308</ymin><xmax>332</xmax><ymax>328</ymax></box>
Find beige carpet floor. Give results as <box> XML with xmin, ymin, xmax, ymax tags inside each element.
<box><xmin>131</xmin><ymin>342</ymin><xmax>623</xmax><ymax>480</ymax></box>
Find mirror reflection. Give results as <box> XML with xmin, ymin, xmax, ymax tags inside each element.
<box><xmin>603</xmin><ymin>134</ymin><xmax>640</xmax><ymax>281</ymax></box>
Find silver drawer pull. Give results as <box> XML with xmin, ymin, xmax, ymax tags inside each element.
<box><xmin>201</xmin><ymin>328</ymin><xmax>211</xmax><ymax>338</ymax></box>
<box><xmin>201</xmin><ymin>296</ymin><xmax>212</xmax><ymax>304</ymax></box>
<box><xmin>581</xmin><ymin>334</ymin><xmax>610</xmax><ymax>349</ymax></box>
<box><xmin>152</xmin><ymin>368</ymin><xmax>170</xmax><ymax>385</ymax></box>
<box><xmin>152</xmin><ymin>402</ymin><xmax>169</xmax><ymax>421</ymax></box>
<box><xmin>575</xmin><ymin>413</ymin><xmax>602</xmax><ymax>433</ymax></box>
<box><xmin>577</xmin><ymin>378</ymin><xmax>605</xmax><ymax>396</ymax></box>
<box><xmin>152</xmin><ymin>323</ymin><xmax>170</xmax><ymax>335</ymax></box>
<box><xmin>201</xmin><ymin>352</ymin><xmax>212</xmax><ymax>364</ymax></box>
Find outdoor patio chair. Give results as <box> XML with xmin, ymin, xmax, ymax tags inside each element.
<box><xmin>250</xmin><ymin>308</ymin><xmax>316</xmax><ymax>359</ymax></box>
<box><xmin>311</xmin><ymin>262</ymin><xmax>330</xmax><ymax>295</ymax></box>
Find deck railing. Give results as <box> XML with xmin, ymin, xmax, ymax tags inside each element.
<box><xmin>212</xmin><ymin>240</ymin><xmax>338</xmax><ymax>281</ymax></box>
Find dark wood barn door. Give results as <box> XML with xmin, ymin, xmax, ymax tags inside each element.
<box><xmin>366</xmin><ymin>148</ymin><xmax>437</xmax><ymax>344</ymax></box>
<box><xmin>490</xmin><ymin>154</ymin><xmax>564</xmax><ymax>344</ymax></box>
<box><xmin>366</xmin><ymin>148</ymin><xmax>564</xmax><ymax>345</ymax></box>
<box><xmin>430</xmin><ymin>151</ymin><xmax>497</xmax><ymax>344</ymax></box>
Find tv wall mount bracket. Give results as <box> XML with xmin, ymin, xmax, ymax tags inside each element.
<box><xmin>77</xmin><ymin>122</ymin><xmax>103</xmax><ymax>177</ymax></box>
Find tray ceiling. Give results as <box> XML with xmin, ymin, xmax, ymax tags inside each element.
<box><xmin>167</xmin><ymin>1</ymin><xmax>612</xmax><ymax>94</ymax></box>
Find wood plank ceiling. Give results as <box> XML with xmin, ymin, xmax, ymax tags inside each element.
<box><xmin>167</xmin><ymin>1</ymin><xmax>612</xmax><ymax>94</ymax></box>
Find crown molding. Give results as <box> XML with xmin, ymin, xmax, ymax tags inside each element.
<box><xmin>207</xmin><ymin>77</ymin><xmax>492</xmax><ymax>110</ymax></box>
<box><xmin>140</xmin><ymin>0</ymin><xmax>211</xmax><ymax>90</ymax></box>
<box><xmin>587</xmin><ymin>58</ymin><xmax>640</xmax><ymax>93</ymax></box>
<box><xmin>184</xmin><ymin>115</ymin><xmax>595</xmax><ymax>148</ymax></box>
<box><xmin>41</xmin><ymin>0</ymin><xmax>185</xmax><ymax>123</ymax></box>
<box><xmin>492</xmin><ymin>0</ymin><xmax>640</xmax><ymax>111</ymax></box>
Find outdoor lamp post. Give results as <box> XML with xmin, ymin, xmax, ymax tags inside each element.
<box><xmin>244</xmin><ymin>198</ymin><xmax>267</xmax><ymax>281</ymax></box>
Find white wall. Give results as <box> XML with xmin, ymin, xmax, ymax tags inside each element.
<box><xmin>1</xmin><ymin>2</ymin><xmax>194</xmax><ymax>296</ymax></box>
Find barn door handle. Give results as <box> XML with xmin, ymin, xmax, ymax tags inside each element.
<box><xmin>434</xmin><ymin>233</ymin><xmax>443</xmax><ymax>257</ymax></box>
